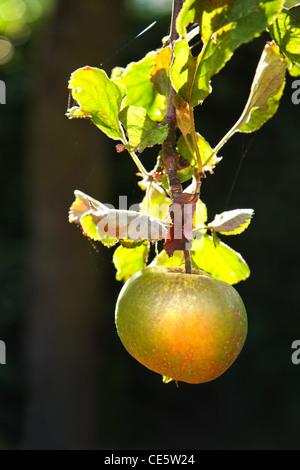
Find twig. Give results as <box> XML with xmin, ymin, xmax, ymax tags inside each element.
<box><xmin>162</xmin><ymin>0</ymin><xmax>183</xmax><ymax>201</ymax></box>
<box><xmin>162</xmin><ymin>0</ymin><xmax>192</xmax><ymax>274</ymax></box>
<box><xmin>129</xmin><ymin>151</ymin><xmax>150</xmax><ymax>178</ymax></box>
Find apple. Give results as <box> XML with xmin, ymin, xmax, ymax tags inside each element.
<box><xmin>115</xmin><ymin>266</ymin><xmax>247</xmax><ymax>384</ymax></box>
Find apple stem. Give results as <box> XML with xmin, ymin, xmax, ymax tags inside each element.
<box><xmin>184</xmin><ymin>250</ymin><xmax>192</xmax><ymax>274</ymax></box>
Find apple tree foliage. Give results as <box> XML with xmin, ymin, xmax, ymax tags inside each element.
<box><xmin>67</xmin><ymin>0</ymin><xmax>300</xmax><ymax>285</ymax></box>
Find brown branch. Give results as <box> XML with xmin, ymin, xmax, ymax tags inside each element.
<box><xmin>162</xmin><ymin>0</ymin><xmax>183</xmax><ymax>201</ymax></box>
<box><xmin>162</xmin><ymin>87</ymin><xmax>182</xmax><ymax>201</ymax></box>
<box><xmin>161</xmin><ymin>0</ymin><xmax>192</xmax><ymax>274</ymax></box>
<box><xmin>170</xmin><ymin>0</ymin><xmax>183</xmax><ymax>42</ymax></box>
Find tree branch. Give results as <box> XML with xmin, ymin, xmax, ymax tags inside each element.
<box><xmin>162</xmin><ymin>0</ymin><xmax>183</xmax><ymax>201</ymax></box>
<box><xmin>162</xmin><ymin>0</ymin><xmax>192</xmax><ymax>274</ymax></box>
<box><xmin>170</xmin><ymin>0</ymin><xmax>183</xmax><ymax>42</ymax></box>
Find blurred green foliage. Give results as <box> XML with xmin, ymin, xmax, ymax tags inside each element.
<box><xmin>0</xmin><ymin>0</ymin><xmax>55</xmax><ymax>64</ymax></box>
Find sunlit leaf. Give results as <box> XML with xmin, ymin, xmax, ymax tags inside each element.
<box><xmin>193</xmin><ymin>199</ymin><xmax>208</xmax><ymax>227</ymax></box>
<box><xmin>80</xmin><ymin>214</ymin><xmax>117</xmax><ymax>247</ymax></box>
<box><xmin>87</xmin><ymin>209</ymin><xmax>169</xmax><ymax>244</ymax></box>
<box><xmin>67</xmin><ymin>66</ymin><xmax>126</xmax><ymax>140</ymax></box>
<box><xmin>119</xmin><ymin>106</ymin><xmax>168</xmax><ymax>152</ymax></box>
<box><xmin>177</xmin><ymin>133</ymin><xmax>222</xmax><ymax>174</ymax></box>
<box><xmin>111</xmin><ymin>52</ymin><xmax>166</xmax><ymax>121</ymax></box>
<box><xmin>207</xmin><ymin>209</ymin><xmax>254</xmax><ymax>235</ymax></box>
<box><xmin>66</xmin><ymin>107</ymin><xmax>91</xmax><ymax>119</ymax></box>
<box><xmin>236</xmin><ymin>41</ymin><xmax>286</xmax><ymax>132</ymax></box>
<box><xmin>177</xmin><ymin>0</ymin><xmax>234</xmax><ymax>42</ymax></box>
<box><xmin>172</xmin><ymin>0</ymin><xmax>285</xmax><ymax>106</ymax></box>
<box><xmin>191</xmin><ymin>235</ymin><xmax>250</xmax><ymax>284</ymax></box>
<box><xmin>149</xmin><ymin>248</ymin><xmax>185</xmax><ymax>268</ymax></box>
<box><xmin>150</xmin><ymin>45</ymin><xmax>172</xmax><ymax>97</ymax></box>
<box><xmin>69</xmin><ymin>190</ymin><xmax>108</xmax><ymax>223</ymax></box>
<box><xmin>69</xmin><ymin>190</ymin><xmax>170</xmax><ymax>246</ymax></box>
<box><xmin>173</xmin><ymin>94</ymin><xmax>193</xmax><ymax>135</ymax></box>
<box><xmin>177</xmin><ymin>0</ymin><xmax>285</xmax><ymax>42</ymax></box>
<box><xmin>139</xmin><ymin>183</ymin><xmax>171</xmax><ymax>220</ymax></box>
<box><xmin>269</xmin><ymin>4</ymin><xmax>300</xmax><ymax>76</ymax></box>
<box><xmin>113</xmin><ymin>243</ymin><xmax>149</xmax><ymax>282</ymax></box>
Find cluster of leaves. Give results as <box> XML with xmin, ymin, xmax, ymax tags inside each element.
<box><xmin>67</xmin><ymin>0</ymin><xmax>300</xmax><ymax>285</ymax></box>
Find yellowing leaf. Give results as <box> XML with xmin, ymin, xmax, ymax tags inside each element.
<box><xmin>207</xmin><ymin>209</ymin><xmax>254</xmax><ymax>235</ymax></box>
<box><xmin>149</xmin><ymin>249</ymin><xmax>185</xmax><ymax>268</ymax></box>
<box><xmin>191</xmin><ymin>235</ymin><xmax>250</xmax><ymax>284</ymax></box>
<box><xmin>68</xmin><ymin>67</ymin><xmax>126</xmax><ymax>140</ymax></box>
<box><xmin>113</xmin><ymin>243</ymin><xmax>149</xmax><ymax>282</ymax></box>
<box><xmin>193</xmin><ymin>199</ymin><xmax>208</xmax><ymax>228</ymax></box>
<box><xmin>150</xmin><ymin>45</ymin><xmax>172</xmax><ymax>97</ymax></box>
<box><xmin>172</xmin><ymin>1</ymin><xmax>285</xmax><ymax>106</ymax></box>
<box><xmin>213</xmin><ymin>41</ymin><xmax>287</xmax><ymax>155</ymax></box>
<box><xmin>80</xmin><ymin>214</ymin><xmax>117</xmax><ymax>247</ymax></box>
<box><xmin>69</xmin><ymin>190</ymin><xmax>170</xmax><ymax>246</ymax></box>
<box><xmin>236</xmin><ymin>42</ymin><xmax>286</xmax><ymax>133</ymax></box>
<box><xmin>69</xmin><ymin>189</ymin><xmax>107</xmax><ymax>223</ymax></box>
<box><xmin>269</xmin><ymin>4</ymin><xmax>300</xmax><ymax>76</ymax></box>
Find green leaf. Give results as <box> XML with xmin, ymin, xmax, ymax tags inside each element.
<box><xmin>178</xmin><ymin>0</ymin><xmax>284</xmax><ymax>41</ymax></box>
<box><xmin>113</xmin><ymin>244</ymin><xmax>148</xmax><ymax>282</ymax></box>
<box><xmin>119</xmin><ymin>106</ymin><xmax>168</xmax><ymax>152</ymax></box>
<box><xmin>177</xmin><ymin>0</ymin><xmax>235</xmax><ymax>42</ymax></box>
<box><xmin>111</xmin><ymin>52</ymin><xmax>166</xmax><ymax>121</ymax></box>
<box><xmin>80</xmin><ymin>214</ymin><xmax>118</xmax><ymax>247</ymax></box>
<box><xmin>207</xmin><ymin>209</ymin><xmax>254</xmax><ymax>235</ymax></box>
<box><xmin>284</xmin><ymin>1</ymin><xmax>299</xmax><ymax>7</ymax></box>
<box><xmin>236</xmin><ymin>41</ymin><xmax>286</xmax><ymax>132</ymax></box>
<box><xmin>172</xmin><ymin>0</ymin><xmax>285</xmax><ymax>106</ymax></box>
<box><xmin>269</xmin><ymin>4</ymin><xmax>300</xmax><ymax>76</ymax></box>
<box><xmin>67</xmin><ymin>66</ymin><xmax>126</xmax><ymax>140</ymax></box>
<box><xmin>139</xmin><ymin>183</ymin><xmax>170</xmax><ymax>220</ymax></box>
<box><xmin>149</xmin><ymin>249</ymin><xmax>185</xmax><ymax>268</ymax></box>
<box><xmin>177</xmin><ymin>133</ymin><xmax>222</xmax><ymax>174</ymax></box>
<box><xmin>113</xmin><ymin>243</ymin><xmax>149</xmax><ymax>282</ymax></box>
<box><xmin>212</xmin><ymin>40</ymin><xmax>286</xmax><ymax>155</ymax></box>
<box><xmin>193</xmin><ymin>199</ymin><xmax>208</xmax><ymax>228</ymax></box>
<box><xmin>191</xmin><ymin>235</ymin><xmax>250</xmax><ymax>284</ymax></box>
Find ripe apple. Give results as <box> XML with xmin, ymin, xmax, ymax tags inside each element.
<box><xmin>115</xmin><ymin>266</ymin><xmax>247</xmax><ymax>384</ymax></box>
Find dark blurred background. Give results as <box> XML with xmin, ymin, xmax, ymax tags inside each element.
<box><xmin>0</xmin><ymin>0</ymin><xmax>300</xmax><ymax>450</ymax></box>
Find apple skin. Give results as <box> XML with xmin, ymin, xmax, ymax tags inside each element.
<box><xmin>115</xmin><ymin>266</ymin><xmax>247</xmax><ymax>384</ymax></box>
